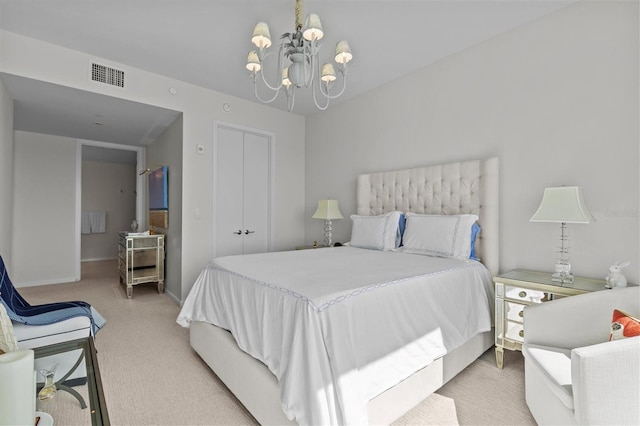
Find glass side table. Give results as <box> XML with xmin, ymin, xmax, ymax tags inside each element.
<box><xmin>33</xmin><ymin>337</ymin><xmax>109</xmax><ymax>425</ymax></box>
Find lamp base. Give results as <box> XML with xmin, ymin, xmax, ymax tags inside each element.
<box><xmin>551</xmin><ymin>271</ymin><xmax>574</xmax><ymax>284</ymax></box>
<box><xmin>323</xmin><ymin>219</ymin><xmax>333</xmax><ymax>247</ymax></box>
<box><xmin>552</xmin><ymin>261</ymin><xmax>574</xmax><ymax>284</ymax></box>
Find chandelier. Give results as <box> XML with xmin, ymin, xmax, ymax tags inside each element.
<box><xmin>246</xmin><ymin>0</ymin><xmax>353</xmax><ymax>112</ymax></box>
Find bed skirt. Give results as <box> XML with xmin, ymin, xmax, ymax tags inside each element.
<box><xmin>190</xmin><ymin>321</ymin><xmax>494</xmax><ymax>425</ymax></box>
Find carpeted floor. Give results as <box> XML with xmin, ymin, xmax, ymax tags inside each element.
<box><xmin>20</xmin><ymin>260</ymin><xmax>536</xmax><ymax>425</ymax></box>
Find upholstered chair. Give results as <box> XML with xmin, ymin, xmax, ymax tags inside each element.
<box><xmin>0</xmin><ymin>256</ymin><xmax>105</xmax><ymax>391</ymax></box>
<box><xmin>522</xmin><ymin>286</ymin><xmax>640</xmax><ymax>425</ymax></box>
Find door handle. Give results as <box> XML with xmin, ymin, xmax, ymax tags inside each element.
<box><xmin>233</xmin><ymin>230</ymin><xmax>242</xmax><ymax>235</ymax></box>
<box><xmin>244</xmin><ymin>230</ymin><xmax>255</xmax><ymax>235</ymax></box>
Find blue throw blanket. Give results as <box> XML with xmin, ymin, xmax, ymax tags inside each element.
<box><xmin>0</xmin><ymin>256</ymin><xmax>106</xmax><ymax>335</ymax></box>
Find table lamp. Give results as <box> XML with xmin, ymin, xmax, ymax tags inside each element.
<box><xmin>530</xmin><ymin>186</ymin><xmax>595</xmax><ymax>284</ymax></box>
<box><xmin>312</xmin><ymin>199</ymin><xmax>343</xmax><ymax>247</ymax></box>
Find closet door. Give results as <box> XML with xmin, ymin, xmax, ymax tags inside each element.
<box><xmin>216</xmin><ymin>128</ymin><xmax>245</xmax><ymax>257</ymax></box>
<box><xmin>215</xmin><ymin>126</ymin><xmax>270</xmax><ymax>258</ymax></box>
<box><xmin>242</xmin><ymin>133</ymin><xmax>269</xmax><ymax>255</ymax></box>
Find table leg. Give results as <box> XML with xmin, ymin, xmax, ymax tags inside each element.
<box><xmin>48</xmin><ymin>349</ymin><xmax>88</xmax><ymax>409</ymax></box>
<box><xmin>495</xmin><ymin>346</ymin><xmax>504</xmax><ymax>369</ymax></box>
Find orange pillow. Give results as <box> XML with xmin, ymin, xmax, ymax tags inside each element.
<box><xmin>609</xmin><ymin>309</ymin><xmax>640</xmax><ymax>341</ymax></box>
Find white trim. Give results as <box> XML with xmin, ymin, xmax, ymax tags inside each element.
<box><xmin>14</xmin><ymin>276</ymin><xmax>79</xmax><ymax>288</ymax></box>
<box><xmin>164</xmin><ymin>289</ymin><xmax>181</xmax><ymax>306</ymax></box>
<box><xmin>212</xmin><ymin>121</ymin><xmax>275</xmax><ymax>258</ymax></box>
<box><xmin>75</xmin><ymin>142</ymin><xmax>82</xmax><ymax>281</ymax></box>
<box><xmin>81</xmin><ymin>257</ymin><xmax>117</xmax><ymax>262</ymax></box>
<box><xmin>75</xmin><ymin>139</ymin><xmax>146</xmax><ymax>274</ymax></box>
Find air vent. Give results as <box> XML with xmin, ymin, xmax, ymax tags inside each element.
<box><xmin>91</xmin><ymin>63</ymin><xmax>125</xmax><ymax>88</ymax></box>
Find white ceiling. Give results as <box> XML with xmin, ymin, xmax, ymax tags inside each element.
<box><xmin>0</xmin><ymin>0</ymin><xmax>576</xmax><ymax>154</ymax></box>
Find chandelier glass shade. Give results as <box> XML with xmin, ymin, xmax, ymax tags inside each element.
<box><xmin>246</xmin><ymin>0</ymin><xmax>353</xmax><ymax>112</ymax></box>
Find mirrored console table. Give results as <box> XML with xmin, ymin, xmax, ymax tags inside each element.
<box><xmin>118</xmin><ymin>232</ymin><xmax>165</xmax><ymax>299</ymax></box>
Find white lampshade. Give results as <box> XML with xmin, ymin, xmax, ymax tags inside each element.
<box><xmin>302</xmin><ymin>13</ymin><xmax>324</xmax><ymax>41</ymax></box>
<box><xmin>246</xmin><ymin>51</ymin><xmax>261</xmax><ymax>73</ymax></box>
<box><xmin>320</xmin><ymin>63</ymin><xmax>337</xmax><ymax>83</ymax></box>
<box><xmin>312</xmin><ymin>199</ymin><xmax>343</xmax><ymax>220</ymax></box>
<box><xmin>251</xmin><ymin>22</ymin><xmax>272</xmax><ymax>49</ymax></box>
<box><xmin>530</xmin><ymin>186</ymin><xmax>595</xmax><ymax>224</ymax></box>
<box><xmin>335</xmin><ymin>40</ymin><xmax>353</xmax><ymax>64</ymax></box>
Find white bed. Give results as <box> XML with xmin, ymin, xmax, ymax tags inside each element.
<box><xmin>178</xmin><ymin>157</ymin><xmax>499</xmax><ymax>425</ymax></box>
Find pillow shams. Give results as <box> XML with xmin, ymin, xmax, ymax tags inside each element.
<box><xmin>401</xmin><ymin>213</ymin><xmax>479</xmax><ymax>260</ymax></box>
<box><xmin>350</xmin><ymin>211</ymin><xmax>403</xmax><ymax>251</ymax></box>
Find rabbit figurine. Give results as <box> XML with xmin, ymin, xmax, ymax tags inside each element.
<box><xmin>606</xmin><ymin>261</ymin><xmax>630</xmax><ymax>288</ymax></box>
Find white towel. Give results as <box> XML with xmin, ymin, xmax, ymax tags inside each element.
<box><xmin>89</xmin><ymin>211</ymin><xmax>106</xmax><ymax>233</ymax></box>
<box><xmin>81</xmin><ymin>211</ymin><xmax>91</xmax><ymax>234</ymax></box>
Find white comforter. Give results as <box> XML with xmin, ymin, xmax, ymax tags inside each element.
<box><xmin>177</xmin><ymin>247</ymin><xmax>493</xmax><ymax>425</ymax></box>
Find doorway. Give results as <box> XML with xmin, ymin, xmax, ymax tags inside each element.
<box><xmin>77</xmin><ymin>141</ymin><xmax>145</xmax><ymax>278</ymax></box>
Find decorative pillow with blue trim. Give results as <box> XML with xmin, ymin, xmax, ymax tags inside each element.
<box><xmin>400</xmin><ymin>213</ymin><xmax>479</xmax><ymax>260</ymax></box>
<box><xmin>350</xmin><ymin>211</ymin><xmax>404</xmax><ymax>251</ymax></box>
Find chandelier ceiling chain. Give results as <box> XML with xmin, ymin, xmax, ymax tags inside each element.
<box><xmin>294</xmin><ymin>0</ymin><xmax>302</xmax><ymax>30</ymax></box>
<box><xmin>246</xmin><ymin>0</ymin><xmax>353</xmax><ymax>112</ymax></box>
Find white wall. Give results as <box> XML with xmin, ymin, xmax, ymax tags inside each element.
<box><xmin>146</xmin><ymin>115</ymin><xmax>183</xmax><ymax>303</ymax></box>
<box><xmin>13</xmin><ymin>131</ymin><xmax>77</xmax><ymax>285</ymax></box>
<box><xmin>0</xmin><ymin>30</ymin><xmax>306</xmax><ymax>301</ymax></box>
<box><xmin>81</xmin><ymin>160</ymin><xmax>137</xmax><ymax>261</ymax></box>
<box><xmin>0</xmin><ymin>78</ymin><xmax>13</xmax><ymax>268</ymax></box>
<box><xmin>305</xmin><ymin>1</ymin><xmax>639</xmax><ymax>284</ymax></box>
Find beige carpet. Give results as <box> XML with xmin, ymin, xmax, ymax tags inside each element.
<box><xmin>20</xmin><ymin>260</ymin><xmax>535</xmax><ymax>425</ymax></box>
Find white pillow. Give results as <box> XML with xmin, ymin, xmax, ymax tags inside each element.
<box><xmin>350</xmin><ymin>211</ymin><xmax>403</xmax><ymax>251</ymax></box>
<box><xmin>401</xmin><ymin>213</ymin><xmax>479</xmax><ymax>259</ymax></box>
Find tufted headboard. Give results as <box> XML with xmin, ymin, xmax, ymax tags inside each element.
<box><xmin>356</xmin><ymin>157</ymin><xmax>499</xmax><ymax>276</ymax></box>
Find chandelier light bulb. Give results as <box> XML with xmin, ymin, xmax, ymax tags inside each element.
<box><xmin>321</xmin><ymin>63</ymin><xmax>336</xmax><ymax>83</ymax></box>
<box><xmin>302</xmin><ymin>13</ymin><xmax>324</xmax><ymax>41</ymax></box>
<box><xmin>335</xmin><ymin>41</ymin><xmax>353</xmax><ymax>64</ymax></box>
<box><xmin>251</xmin><ymin>22</ymin><xmax>272</xmax><ymax>49</ymax></box>
<box><xmin>246</xmin><ymin>51</ymin><xmax>261</xmax><ymax>72</ymax></box>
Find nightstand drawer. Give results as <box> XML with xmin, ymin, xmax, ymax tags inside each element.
<box><xmin>506</xmin><ymin>301</ymin><xmax>527</xmax><ymax>322</ymax></box>
<box><xmin>504</xmin><ymin>285</ymin><xmax>544</xmax><ymax>302</ymax></box>
<box><xmin>505</xmin><ymin>322</ymin><xmax>525</xmax><ymax>342</ymax></box>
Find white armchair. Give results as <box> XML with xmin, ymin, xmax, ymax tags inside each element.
<box><xmin>522</xmin><ymin>286</ymin><xmax>640</xmax><ymax>425</ymax></box>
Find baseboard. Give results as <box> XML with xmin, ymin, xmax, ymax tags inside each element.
<box><xmin>81</xmin><ymin>257</ymin><xmax>117</xmax><ymax>262</ymax></box>
<box><xmin>15</xmin><ymin>276</ymin><xmax>79</xmax><ymax>288</ymax></box>
<box><xmin>165</xmin><ymin>289</ymin><xmax>181</xmax><ymax>306</ymax></box>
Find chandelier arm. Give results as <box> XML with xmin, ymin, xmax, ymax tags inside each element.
<box><xmin>302</xmin><ymin>53</ymin><xmax>313</xmax><ymax>88</ymax></box>
<box><xmin>311</xmin><ymin>77</ymin><xmax>331</xmax><ymax>111</ymax></box>
<box><xmin>253</xmin><ymin>79</ymin><xmax>282</xmax><ymax>104</ymax></box>
<box><xmin>319</xmin><ymin>72</ymin><xmax>348</xmax><ymax>99</ymax></box>
<box><xmin>305</xmin><ymin>40</ymin><xmax>318</xmax><ymax>88</ymax></box>
<box><xmin>287</xmin><ymin>87</ymin><xmax>296</xmax><ymax>112</ymax></box>
<box><xmin>257</xmin><ymin>43</ymin><xmax>287</xmax><ymax>92</ymax></box>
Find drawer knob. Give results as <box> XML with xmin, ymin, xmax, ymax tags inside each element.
<box><xmin>519</xmin><ymin>291</ymin><xmax>527</xmax><ymax>298</ymax></box>
<box><xmin>518</xmin><ymin>310</ymin><xmax>524</xmax><ymax>318</ymax></box>
<box><xmin>519</xmin><ymin>330</ymin><xmax>524</xmax><ymax>338</ymax></box>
